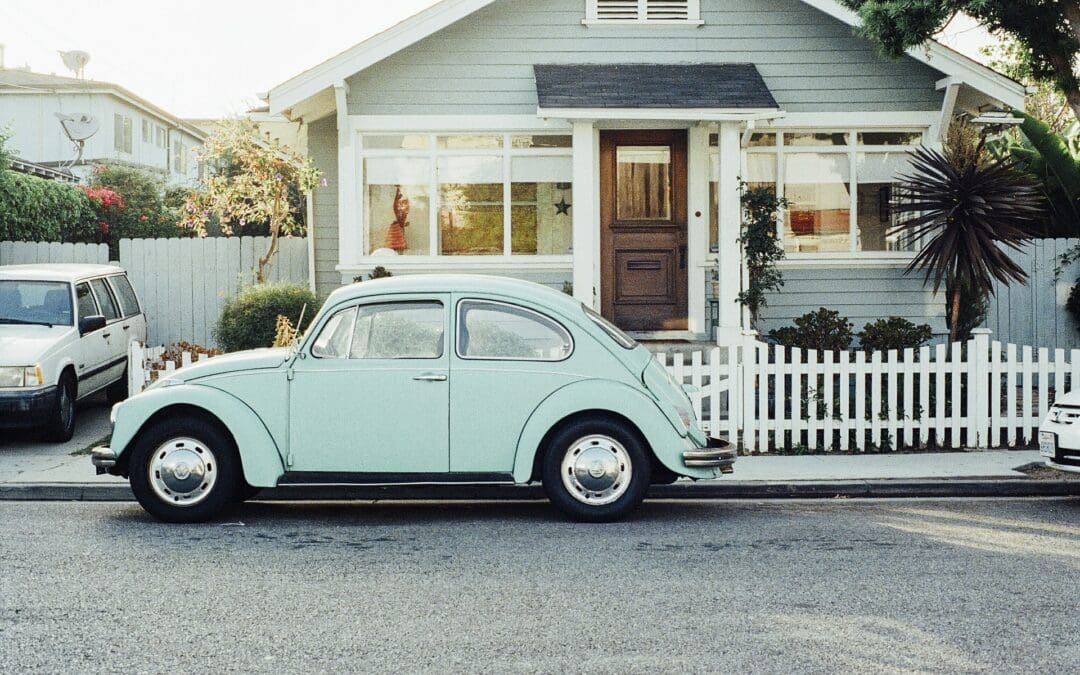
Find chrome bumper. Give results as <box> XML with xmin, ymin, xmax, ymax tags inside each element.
<box><xmin>683</xmin><ymin>439</ymin><xmax>736</xmax><ymax>473</ymax></box>
<box><xmin>91</xmin><ymin>446</ymin><xmax>117</xmax><ymax>475</ymax></box>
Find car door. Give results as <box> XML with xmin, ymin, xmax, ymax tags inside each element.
<box><xmin>73</xmin><ymin>281</ymin><xmax>111</xmax><ymax>395</ymax></box>
<box><xmin>287</xmin><ymin>294</ymin><xmax>451</xmax><ymax>476</ymax></box>
<box><xmin>106</xmin><ymin>273</ymin><xmax>147</xmax><ymax>350</ymax></box>
<box><xmin>449</xmin><ymin>297</ymin><xmax>578</xmax><ymax>474</ymax></box>
<box><xmin>87</xmin><ymin>277</ymin><xmax>126</xmax><ymax>385</ymax></box>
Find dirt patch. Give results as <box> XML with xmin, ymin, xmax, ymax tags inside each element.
<box><xmin>1016</xmin><ymin>462</ymin><xmax>1080</xmax><ymax>481</ymax></box>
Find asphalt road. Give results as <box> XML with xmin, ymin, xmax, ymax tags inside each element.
<box><xmin>1</xmin><ymin>498</ymin><xmax>1077</xmax><ymax>674</ymax></box>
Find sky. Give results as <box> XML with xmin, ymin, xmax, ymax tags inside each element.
<box><xmin>0</xmin><ymin>1</ymin><xmax>999</xmax><ymax>120</ymax></box>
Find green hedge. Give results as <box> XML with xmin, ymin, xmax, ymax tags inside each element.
<box><xmin>214</xmin><ymin>283</ymin><xmax>320</xmax><ymax>352</ymax></box>
<box><xmin>0</xmin><ymin>170</ymin><xmax>98</xmax><ymax>242</ymax></box>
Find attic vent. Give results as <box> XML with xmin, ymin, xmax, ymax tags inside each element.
<box><xmin>586</xmin><ymin>0</ymin><xmax>702</xmax><ymax>25</ymax></box>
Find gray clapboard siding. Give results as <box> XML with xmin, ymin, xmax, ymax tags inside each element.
<box><xmin>0</xmin><ymin>241</ymin><xmax>110</xmax><ymax>266</ymax></box>
<box><xmin>347</xmin><ymin>0</ymin><xmax>945</xmax><ymax>115</ymax></box>
<box><xmin>984</xmin><ymin>238</ymin><xmax>1080</xmax><ymax>351</ymax></box>
<box><xmin>308</xmin><ymin>116</ymin><xmax>340</xmax><ymax>299</ymax></box>
<box><xmin>757</xmin><ymin>264</ymin><xmax>947</xmax><ymax>337</ymax></box>
<box><xmin>119</xmin><ymin>237</ymin><xmax>309</xmax><ymax>347</ymax></box>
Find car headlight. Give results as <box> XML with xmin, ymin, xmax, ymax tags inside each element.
<box><xmin>0</xmin><ymin>366</ymin><xmax>42</xmax><ymax>388</ymax></box>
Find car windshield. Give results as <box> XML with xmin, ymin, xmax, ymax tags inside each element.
<box><xmin>583</xmin><ymin>304</ymin><xmax>638</xmax><ymax>349</ymax></box>
<box><xmin>0</xmin><ymin>280</ymin><xmax>74</xmax><ymax>327</ymax></box>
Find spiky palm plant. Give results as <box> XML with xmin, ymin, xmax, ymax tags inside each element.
<box><xmin>891</xmin><ymin>146</ymin><xmax>1045</xmax><ymax>343</ymax></box>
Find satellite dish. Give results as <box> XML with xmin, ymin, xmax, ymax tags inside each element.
<box><xmin>55</xmin><ymin>112</ymin><xmax>99</xmax><ymax>168</ymax></box>
<box><xmin>58</xmin><ymin>50</ymin><xmax>90</xmax><ymax>78</ymax></box>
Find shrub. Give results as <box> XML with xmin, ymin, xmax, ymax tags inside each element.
<box><xmin>0</xmin><ymin>170</ymin><xmax>98</xmax><ymax>242</ymax></box>
<box><xmin>214</xmin><ymin>283</ymin><xmax>320</xmax><ymax>352</ymax></box>
<box><xmin>89</xmin><ymin>163</ymin><xmax>185</xmax><ymax>246</ymax></box>
<box><xmin>768</xmin><ymin>308</ymin><xmax>854</xmax><ymax>352</ymax></box>
<box><xmin>1067</xmin><ymin>279</ymin><xmax>1080</xmax><ymax>332</ymax></box>
<box><xmin>858</xmin><ymin>317</ymin><xmax>934</xmax><ymax>352</ymax></box>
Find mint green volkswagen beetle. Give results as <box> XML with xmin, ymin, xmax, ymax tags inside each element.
<box><xmin>93</xmin><ymin>275</ymin><xmax>734</xmax><ymax>522</ymax></box>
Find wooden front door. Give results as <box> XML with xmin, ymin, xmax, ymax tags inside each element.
<box><xmin>600</xmin><ymin>130</ymin><xmax>688</xmax><ymax>332</ymax></box>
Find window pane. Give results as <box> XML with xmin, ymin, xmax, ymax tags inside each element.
<box><xmin>437</xmin><ymin>135</ymin><xmax>503</xmax><ymax>149</ymax></box>
<box><xmin>746</xmin><ymin>133</ymin><xmax>777</xmax><ymax>147</ymax></box>
<box><xmin>363</xmin><ymin>135</ymin><xmax>429</xmax><ymax>150</ymax></box>
<box><xmin>511</xmin><ymin>155</ymin><xmax>573</xmax><ymax>255</ymax></box>
<box><xmin>858</xmin><ymin>131</ymin><xmax>922</xmax><ymax>146</ymax></box>
<box><xmin>458</xmin><ymin>301</ymin><xmax>572</xmax><ymax>360</ymax></box>
<box><xmin>785</xmin><ymin>132</ymin><xmax>848</xmax><ymax>147</ymax></box>
<box><xmin>89</xmin><ymin>278</ymin><xmax>120</xmax><ymax>321</ymax></box>
<box><xmin>746</xmin><ymin>153</ymin><xmax>778</xmax><ymax>191</ymax></box>
<box><xmin>0</xmin><ymin>281</ymin><xmax>73</xmax><ymax>326</ymax></box>
<box><xmin>75</xmin><ymin>283</ymin><xmax>98</xmax><ymax>319</ymax></box>
<box><xmin>350</xmin><ymin>302</ymin><xmax>444</xmax><ymax>359</ymax></box>
<box><xmin>108</xmin><ymin>275</ymin><xmax>140</xmax><ymax>317</ymax></box>
<box><xmin>784</xmin><ymin>153</ymin><xmax>851</xmax><ymax>253</ymax></box>
<box><xmin>511</xmin><ymin>135</ymin><xmax>572</xmax><ymax>148</ymax></box>
<box><xmin>856</xmin><ymin>152</ymin><xmax>918</xmax><ymax>252</ymax></box>
<box><xmin>438</xmin><ymin>155</ymin><xmax>504</xmax><ymax>255</ymax></box>
<box><xmin>311</xmin><ymin>307</ymin><xmax>356</xmax><ymax>359</ymax></box>
<box><xmin>616</xmin><ymin>146</ymin><xmax>672</xmax><ymax>221</ymax></box>
<box><xmin>365</xmin><ymin>157</ymin><xmax>431</xmax><ymax>255</ymax></box>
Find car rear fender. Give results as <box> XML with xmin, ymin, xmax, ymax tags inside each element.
<box><xmin>512</xmin><ymin>379</ymin><xmax>714</xmax><ymax>483</ymax></box>
<box><xmin>110</xmin><ymin>384</ymin><xmax>285</xmax><ymax>487</ymax></box>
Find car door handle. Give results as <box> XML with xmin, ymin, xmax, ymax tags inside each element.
<box><xmin>122</xmin><ymin>325</ymin><xmax>130</xmax><ymax>331</ymax></box>
<box><xmin>413</xmin><ymin>374</ymin><xmax>447</xmax><ymax>382</ymax></box>
<box><xmin>102</xmin><ymin>332</ymin><xmax>111</xmax><ymax>338</ymax></box>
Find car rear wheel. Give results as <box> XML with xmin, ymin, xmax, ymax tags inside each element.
<box><xmin>129</xmin><ymin>417</ymin><xmax>241</xmax><ymax>523</ymax></box>
<box><xmin>541</xmin><ymin>418</ymin><xmax>651</xmax><ymax>523</ymax></box>
<box><xmin>43</xmin><ymin>373</ymin><xmax>76</xmax><ymax>443</ymax></box>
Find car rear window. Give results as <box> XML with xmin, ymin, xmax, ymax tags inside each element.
<box><xmin>89</xmin><ymin>278</ymin><xmax>121</xmax><ymax>321</ymax></box>
<box><xmin>108</xmin><ymin>275</ymin><xmax>140</xmax><ymax>317</ymax></box>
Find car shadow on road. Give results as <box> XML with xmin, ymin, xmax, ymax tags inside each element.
<box><xmin>0</xmin><ymin>391</ymin><xmax>111</xmax><ymax>450</ymax></box>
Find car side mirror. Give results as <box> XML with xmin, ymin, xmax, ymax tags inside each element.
<box><xmin>79</xmin><ymin>315</ymin><xmax>106</xmax><ymax>336</ymax></box>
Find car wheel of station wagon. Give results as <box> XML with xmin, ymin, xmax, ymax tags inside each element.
<box><xmin>128</xmin><ymin>417</ymin><xmax>241</xmax><ymax>523</ymax></box>
<box><xmin>44</xmin><ymin>373</ymin><xmax>76</xmax><ymax>443</ymax></box>
<box><xmin>542</xmin><ymin>418</ymin><xmax>651</xmax><ymax>523</ymax></box>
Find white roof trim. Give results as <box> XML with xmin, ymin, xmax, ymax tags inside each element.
<box><xmin>538</xmin><ymin>107</ymin><xmax>785</xmax><ymax>122</ymax></box>
<box><xmin>269</xmin><ymin>0</ymin><xmax>1026</xmax><ymax>116</ymax></box>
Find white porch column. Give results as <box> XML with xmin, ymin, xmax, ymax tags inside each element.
<box><xmin>715</xmin><ymin>121</ymin><xmax>744</xmax><ymax>345</ymax></box>
<box><xmin>335</xmin><ymin>82</ymin><xmax>360</xmax><ymax>271</ymax></box>
<box><xmin>571</xmin><ymin>120</ymin><xmax>599</xmax><ymax>309</ymax></box>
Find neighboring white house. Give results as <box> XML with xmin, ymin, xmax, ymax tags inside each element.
<box><xmin>268</xmin><ymin>0</ymin><xmax>1027</xmax><ymax>343</ymax></box>
<box><xmin>0</xmin><ymin>68</ymin><xmax>206</xmax><ymax>186</ymax></box>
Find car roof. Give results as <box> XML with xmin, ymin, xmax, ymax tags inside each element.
<box><xmin>0</xmin><ymin>263</ymin><xmax>125</xmax><ymax>283</ymax></box>
<box><xmin>326</xmin><ymin>274</ymin><xmax>583</xmax><ymax>314</ymax></box>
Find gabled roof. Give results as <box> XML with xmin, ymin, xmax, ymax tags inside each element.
<box><xmin>534</xmin><ymin>64</ymin><xmax>778</xmax><ymax>110</ymax></box>
<box><xmin>0</xmin><ymin>69</ymin><xmax>207</xmax><ymax>140</ymax></box>
<box><xmin>268</xmin><ymin>0</ymin><xmax>1026</xmax><ymax>116</ymax></box>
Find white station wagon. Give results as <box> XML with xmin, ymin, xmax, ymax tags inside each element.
<box><xmin>0</xmin><ymin>264</ymin><xmax>146</xmax><ymax>441</ymax></box>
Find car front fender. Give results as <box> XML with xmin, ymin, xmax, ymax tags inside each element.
<box><xmin>110</xmin><ymin>384</ymin><xmax>285</xmax><ymax>488</ymax></box>
<box><xmin>512</xmin><ymin>379</ymin><xmax>718</xmax><ymax>483</ymax></box>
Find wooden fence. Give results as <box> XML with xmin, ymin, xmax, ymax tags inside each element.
<box><xmin>985</xmin><ymin>238</ymin><xmax>1080</xmax><ymax>351</ymax></box>
<box><xmin>0</xmin><ymin>240</ymin><xmax>110</xmax><ymax>265</ymax></box>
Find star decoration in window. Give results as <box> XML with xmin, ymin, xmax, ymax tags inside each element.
<box><xmin>555</xmin><ymin>197</ymin><xmax>572</xmax><ymax>215</ymax></box>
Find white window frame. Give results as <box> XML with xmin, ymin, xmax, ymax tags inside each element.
<box><xmin>359</xmin><ymin>132</ymin><xmax>574</xmax><ymax>260</ymax></box>
<box><xmin>584</xmin><ymin>0</ymin><xmax>703</xmax><ymax>26</ymax></box>
<box><xmin>709</xmin><ymin>127</ymin><xmax>928</xmax><ymax>260</ymax></box>
<box><xmin>113</xmin><ymin>113</ymin><xmax>132</xmax><ymax>154</ymax></box>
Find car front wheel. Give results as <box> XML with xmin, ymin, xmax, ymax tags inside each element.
<box><xmin>128</xmin><ymin>417</ymin><xmax>241</xmax><ymax>523</ymax></box>
<box><xmin>43</xmin><ymin>373</ymin><xmax>76</xmax><ymax>442</ymax></box>
<box><xmin>542</xmin><ymin>418</ymin><xmax>651</xmax><ymax>523</ymax></box>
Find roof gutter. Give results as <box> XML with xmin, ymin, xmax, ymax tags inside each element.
<box><xmin>536</xmin><ymin>107</ymin><xmax>786</xmax><ymax>122</ymax></box>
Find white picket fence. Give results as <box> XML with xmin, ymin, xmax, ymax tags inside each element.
<box><xmin>130</xmin><ymin>329</ymin><xmax>1066</xmax><ymax>452</ymax></box>
<box><xmin>128</xmin><ymin>342</ymin><xmax>220</xmax><ymax>394</ymax></box>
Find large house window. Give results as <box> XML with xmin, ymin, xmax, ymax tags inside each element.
<box><xmin>173</xmin><ymin>140</ymin><xmax>188</xmax><ymax>174</ymax></box>
<box><xmin>113</xmin><ymin>114</ymin><xmax>132</xmax><ymax>154</ymax></box>
<box><xmin>710</xmin><ymin>130</ymin><xmax>923</xmax><ymax>255</ymax></box>
<box><xmin>361</xmin><ymin>133</ymin><xmax>573</xmax><ymax>258</ymax></box>
<box><xmin>585</xmin><ymin>0</ymin><xmax>702</xmax><ymax>25</ymax></box>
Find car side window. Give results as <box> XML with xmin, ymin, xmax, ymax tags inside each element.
<box><xmin>311</xmin><ymin>307</ymin><xmax>356</xmax><ymax>359</ymax></box>
<box><xmin>350</xmin><ymin>302</ymin><xmax>444</xmax><ymax>360</ymax></box>
<box><xmin>89</xmin><ymin>278</ymin><xmax>121</xmax><ymax>321</ymax></box>
<box><xmin>457</xmin><ymin>300</ymin><xmax>573</xmax><ymax>361</ymax></box>
<box><xmin>75</xmin><ymin>282</ymin><xmax>98</xmax><ymax>320</ymax></box>
<box><xmin>108</xmin><ymin>275</ymin><xmax>140</xmax><ymax>317</ymax></box>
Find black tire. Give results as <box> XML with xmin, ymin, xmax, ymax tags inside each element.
<box><xmin>128</xmin><ymin>416</ymin><xmax>241</xmax><ymax>523</ymax></box>
<box><xmin>43</xmin><ymin>372</ymin><xmax>76</xmax><ymax>443</ymax></box>
<box><xmin>106</xmin><ymin>370</ymin><xmax>128</xmax><ymax>404</ymax></box>
<box><xmin>541</xmin><ymin>417</ymin><xmax>651</xmax><ymax>523</ymax></box>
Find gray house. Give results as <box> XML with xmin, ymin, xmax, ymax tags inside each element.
<box><xmin>268</xmin><ymin>0</ymin><xmax>1025</xmax><ymax>344</ymax></box>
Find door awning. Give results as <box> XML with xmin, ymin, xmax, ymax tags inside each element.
<box><xmin>534</xmin><ymin>64</ymin><xmax>782</xmax><ymax>121</ymax></box>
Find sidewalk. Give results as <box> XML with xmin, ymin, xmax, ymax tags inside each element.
<box><xmin>2</xmin><ymin>408</ymin><xmax>1075</xmax><ymax>500</ymax></box>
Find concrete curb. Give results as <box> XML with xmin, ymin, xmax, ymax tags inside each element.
<box><xmin>1</xmin><ymin>479</ymin><xmax>1077</xmax><ymax>502</ymax></box>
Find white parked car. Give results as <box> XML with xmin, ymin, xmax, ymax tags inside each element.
<box><xmin>1038</xmin><ymin>392</ymin><xmax>1080</xmax><ymax>474</ymax></box>
<box><xmin>0</xmin><ymin>264</ymin><xmax>146</xmax><ymax>441</ymax></box>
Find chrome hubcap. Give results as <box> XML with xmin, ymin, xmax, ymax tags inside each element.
<box><xmin>560</xmin><ymin>435</ymin><xmax>632</xmax><ymax>506</ymax></box>
<box><xmin>148</xmin><ymin>437</ymin><xmax>217</xmax><ymax>507</ymax></box>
